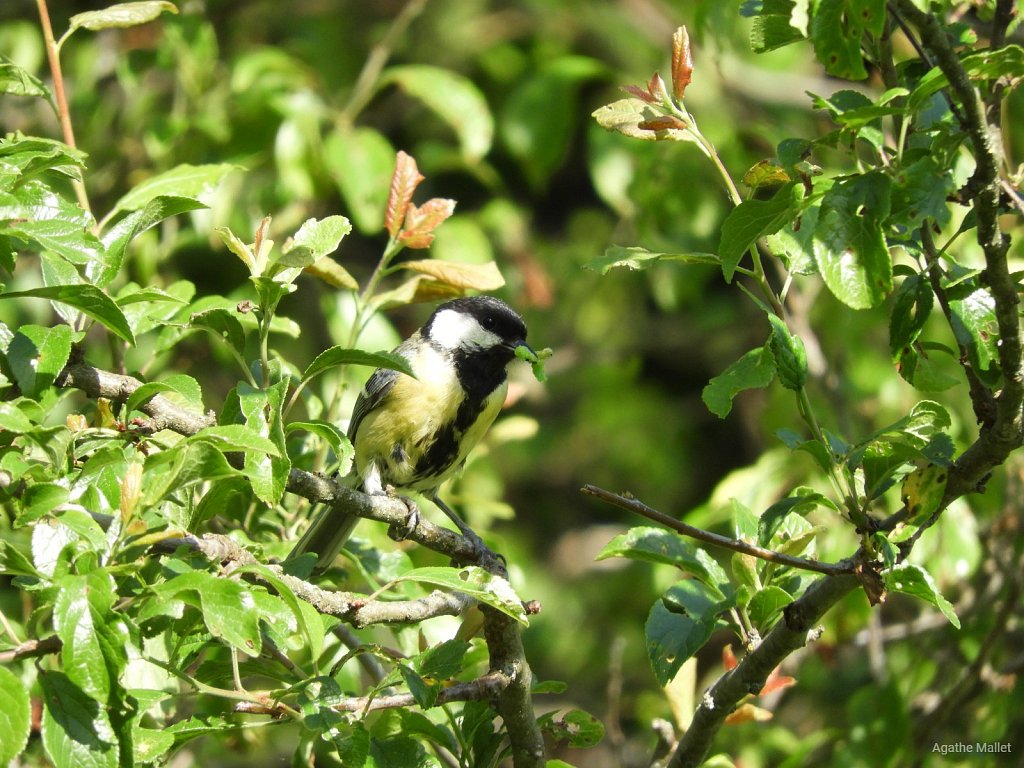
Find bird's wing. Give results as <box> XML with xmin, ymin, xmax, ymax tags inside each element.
<box><xmin>346</xmin><ymin>336</ymin><xmax>418</xmax><ymax>441</ymax></box>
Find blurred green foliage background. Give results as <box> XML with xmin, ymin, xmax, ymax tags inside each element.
<box><xmin>2</xmin><ymin>0</ymin><xmax>1022</xmax><ymax>765</ymax></box>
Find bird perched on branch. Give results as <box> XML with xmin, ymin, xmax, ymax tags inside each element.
<box><xmin>289</xmin><ymin>295</ymin><xmax>534</xmax><ymax>573</ymax></box>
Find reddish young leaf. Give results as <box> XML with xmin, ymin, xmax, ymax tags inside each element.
<box><xmin>672</xmin><ymin>26</ymin><xmax>693</xmax><ymax>100</ymax></box>
<box><xmin>622</xmin><ymin>84</ymin><xmax>658</xmax><ymax>104</ymax></box>
<box><xmin>722</xmin><ymin>644</ymin><xmax>738</xmax><ymax>671</ymax></box>
<box><xmin>724</xmin><ymin>702</ymin><xmax>773</xmax><ymax>725</ymax></box>
<box><xmin>759</xmin><ymin>666</ymin><xmax>797</xmax><ymax>697</ymax></box>
<box><xmin>638</xmin><ymin>116</ymin><xmax>688</xmax><ymax>132</ymax></box>
<box><xmin>385</xmin><ymin>151</ymin><xmax>425</xmax><ymax>239</ymax></box>
<box><xmin>399</xmin><ymin>198</ymin><xmax>456</xmax><ymax>249</ymax></box>
<box><xmin>647</xmin><ymin>72</ymin><xmax>669</xmax><ymax>103</ymax></box>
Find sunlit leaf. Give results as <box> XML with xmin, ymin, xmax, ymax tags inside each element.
<box><xmin>111</xmin><ymin>163</ymin><xmax>235</xmax><ymax>215</ymax></box>
<box><xmin>884</xmin><ymin>562</ymin><xmax>959</xmax><ymax>628</ymax></box>
<box><xmin>396</xmin><ymin>566</ymin><xmax>528</xmax><ymax>624</ymax></box>
<box><xmin>811</xmin><ymin>171</ymin><xmax>892</xmax><ymax>309</ymax></box>
<box><xmin>396</xmin><ymin>259</ymin><xmax>504</xmax><ymax>291</ymax></box>
<box><xmin>718</xmin><ymin>183</ymin><xmax>803</xmax><ymax>282</ymax></box>
<box><xmin>702</xmin><ymin>345</ymin><xmax>776</xmax><ymax>418</ymax></box>
<box><xmin>302</xmin><ymin>347</ymin><xmax>414</xmax><ymax>384</ymax></box>
<box><xmin>0</xmin><ymin>666</ymin><xmax>31</xmax><ymax>765</ymax></box>
<box><xmin>69</xmin><ymin>2</ymin><xmax>178</xmax><ymax>33</ymax></box>
<box><xmin>0</xmin><ymin>285</ymin><xmax>134</xmax><ymax>344</ymax></box>
<box><xmin>584</xmin><ymin>245</ymin><xmax>719</xmax><ymax>274</ymax></box>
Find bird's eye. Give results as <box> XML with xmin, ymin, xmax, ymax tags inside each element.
<box><xmin>482</xmin><ymin>316</ymin><xmax>496</xmax><ymax>330</ymax></box>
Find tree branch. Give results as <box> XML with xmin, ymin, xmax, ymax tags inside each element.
<box><xmin>669</xmin><ymin>572</ymin><xmax>858</xmax><ymax>767</ymax></box>
<box><xmin>580</xmin><ymin>484</ymin><xmax>854</xmax><ymax>577</ymax></box>
<box><xmin>892</xmin><ymin>0</ymin><xmax>1023</xmax><ymax>495</ymax></box>
<box><xmin>56</xmin><ymin>358</ymin><xmax>544</xmax><ymax>765</ymax></box>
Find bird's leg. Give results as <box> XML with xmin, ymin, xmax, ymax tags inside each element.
<box><xmin>430</xmin><ymin>495</ymin><xmax>505</xmax><ymax>569</ymax></box>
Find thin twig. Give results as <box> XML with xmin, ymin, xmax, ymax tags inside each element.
<box><xmin>34</xmin><ymin>0</ymin><xmax>91</xmax><ymax>217</ymax></box>
<box><xmin>338</xmin><ymin>0</ymin><xmax>429</xmax><ymax>124</ymax></box>
<box><xmin>580</xmin><ymin>485</ymin><xmax>854</xmax><ymax>577</ymax></box>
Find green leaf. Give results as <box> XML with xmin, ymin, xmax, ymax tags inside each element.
<box><xmin>399</xmin><ymin>666</ymin><xmax>440</xmax><ymax>709</ymax></box>
<box><xmin>396</xmin><ymin>566</ymin><xmax>528</xmax><ymax>624</ymax></box>
<box><xmin>811</xmin><ymin>171</ymin><xmax>892</xmax><ymax>309</ymax></box>
<box><xmin>111</xmin><ymin>163</ymin><xmax>235</xmax><ymax>215</ymax></box>
<box><xmin>413</xmin><ymin>638</ymin><xmax>471</xmax><ymax>680</ymax></box>
<box><xmin>0</xmin><ymin>666</ymin><xmax>31</xmax><ymax>765</ymax></box>
<box><xmin>538</xmin><ymin>709</ymin><xmax>605</xmax><ymax>749</ymax></box>
<box><xmin>897</xmin><ymin>346</ymin><xmax>959</xmax><ymax>392</ymax></box>
<box><xmin>96</xmin><ymin>196</ymin><xmax>207</xmax><ymax>287</ymax></box>
<box><xmin>188</xmin><ymin>308</ymin><xmax>247</xmax><ymax>357</ymax></box>
<box><xmin>591</xmin><ymin>98</ymin><xmax>705</xmax><ymax>149</ymax></box>
<box><xmin>889</xmin><ymin>274</ymin><xmax>933</xmax><ymax>359</ymax></box>
<box><xmin>53</xmin><ymin>572</ymin><xmax>125</xmax><ymax>704</ymax></box>
<box><xmin>900</xmin><ymin>463</ymin><xmax>948</xmax><ymax>526</ymax></box>
<box><xmin>767</xmin><ymin>314</ymin><xmax>808</xmax><ymax>391</ymax></box>
<box><xmin>1</xmin><ymin>218</ymin><xmax>103</xmax><ymax>266</ymax></box>
<box><xmin>237</xmin><ymin>379</ymin><xmax>291</xmax><ymax>506</ymax></box>
<box><xmin>40</xmin><ymin>671</ymin><xmax>120</xmax><ymax>768</ymax></box>
<box><xmin>810</xmin><ymin>0</ymin><xmax>884</xmax><ymax>80</ymax></box>
<box><xmin>747</xmin><ymin>585</ymin><xmax>793</xmax><ymax>630</ymax></box>
<box><xmin>584</xmin><ymin>245</ymin><xmax>719</xmax><ymax>274</ymax></box>
<box><xmin>750</xmin><ymin>0</ymin><xmax>804</xmax><ymax>53</ymax></box>
<box><xmin>277</xmin><ymin>215</ymin><xmax>352</xmax><ymax>267</ymax></box>
<box><xmin>889</xmin><ymin>156</ymin><xmax>954</xmax><ymax>229</ymax></box>
<box><xmin>0</xmin><ymin>58</ymin><xmax>51</xmax><ymax>101</ymax></box>
<box><xmin>948</xmin><ymin>285</ymin><xmax>1000</xmax><ymax>382</ymax></box>
<box><xmin>286</xmin><ymin>419</ymin><xmax>350</xmax><ymax>456</ymax></box>
<box><xmin>702</xmin><ymin>345</ymin><xmax>776</xmax><ymax>418</ymax></box>
<box><xmin>234</xmin><ymin>563</ymin><xmax>325</xmax><ymax>670</ymax></box>
<box><xmin>381</xmin><ymin>65</ymin><xmax>493</xmax><ymax>162</ymax></box>
<box><xmin>884</xmin><ymin>562</ymin><xmax>959</xmax><ymax>628</ymax></box>
<box><xmin>646</xmin><ymin>580</ymin><xmax>727</xmax><ymax>685</ymax></box>
<box><xmin>324</xmin><ymin>126</ymin><xmax>394</xmax><ymax>233</ymax></box>
<box><xmin>124</xmin><ymin>373</ymin><xmax>204</xmax><ymax>416</ymax></box>
<box><xmin>718</xmin><ymin>183</ymin><xmax>803</xmax><ymax>282</ymax></box>
<box><xmin>0</xmin><ymin>401</ymin><xmax>35</xmax><ymax>433</ymax></box>
<box><xmin>908</xmin><ymin>45</ymin><xmax>1024</xmax><ymax>111</ymax></box>
<box><xmin>0</xmin><ymin>538</ymin><xmax>39</xmax><ymax>577</ymax></box>
<box><xmin>116</xmin><ymin>285</ymin><xmax>187</xmax><ymax>306</ymax></box>
<box><xmin>0</xmin><ymin>285</ymin><xmax>134</xmax><ymax>344</ymax></box>
<box><xmin>302</xmin><ymin>346</ymin><xmax>414</xmax><ymax>384</ymax></box>
<box><xmin>6</xmin><ymin>324</ymin><xmax>73</xmax><ymax>398</ymax></box>
<box><xmin>152</xmin><ymin>570</ymin><xmax>263</xmax><ymax>655</ymax></box>
<box><xmin>141</xmin><ymin>441</ymin><xmax>241</xmax><ymax>506</ymax></box>
<box><xmin>190</xmin><ymin>424</ymin><xmax>282</xmax><ymax>457</ymax></box>
<box><xmin>69</xmin><ymin>2</ymin><xmax>178</xmax><ymax>33</ymax></box>
<box><xmin>757</xmin><ymin>493</ymin><xmax>821</xmax><ymax>548</ymax></box>
<box><xmin>596</xmin><ymin>526</ymin><xmax>730</xmax><ymax>593</ymax></box>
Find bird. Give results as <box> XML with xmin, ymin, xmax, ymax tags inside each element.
<box><xmin>289</xmin><ymin>295</ymin><xmax>532</xmax><ymax>573</ymax></box>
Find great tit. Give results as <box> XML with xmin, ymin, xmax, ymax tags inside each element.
<box><xmin>290</xmin><ymin>295</ymin><xmax>531</xmax><ymax>572</ymax></box>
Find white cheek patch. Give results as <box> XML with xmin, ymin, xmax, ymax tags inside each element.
<box><xmin>429</xmin><ymin>309</ymin><xmax>502</xmax><ymax>351</ymax></box>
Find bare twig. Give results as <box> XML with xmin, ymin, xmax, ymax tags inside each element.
<box><xmin>0</xmin><ymin>634</ymin><xmax>62</xmax><ymax>664</ymax></box>
<box><xmin>234</xmin><ymin>671</ymin><xmax>510</xmax><ymax>717</ymax></box>
<box><xmin>34</xmin><ymin>0</ymin><xmax>91</xmax><ymax>217</ymax></box>
<box><xmin>580</xmin><ymin>484</ymin><xmax>854</xmax><ymax>577</ymax></box>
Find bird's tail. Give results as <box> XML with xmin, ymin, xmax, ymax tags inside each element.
<box><xmin>287</xmin><ymin>500</ymin><xmax>360</xmax><ymax>574</ymax></box>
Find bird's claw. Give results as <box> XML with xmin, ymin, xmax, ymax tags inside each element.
<box><xmin>387</xmin><ymin>496</ymin><xmax>421</xmax><ymax>541</ymax></box>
